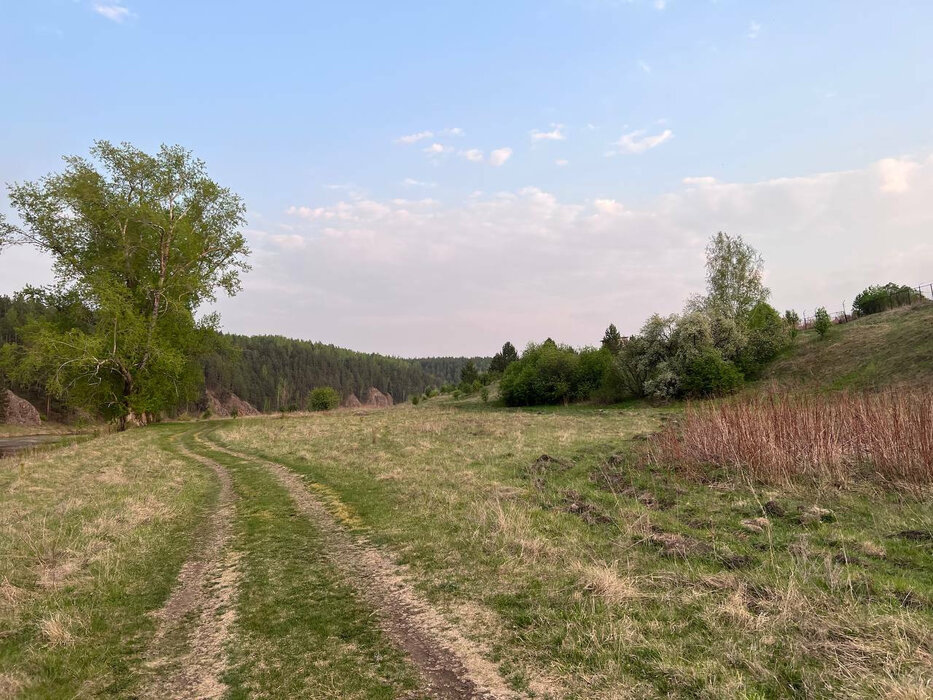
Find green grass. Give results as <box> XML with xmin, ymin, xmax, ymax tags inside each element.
<box><xmin>3</xmin><ymin>405</ymin><xmax>931</xmax><ymax>697</ymax></box>
<box><xmin>213</xmin><ymin>406</ymin><xmax>933</xmax><ymax>698</ymax></box>
<box><xmin>764</xmin><ymin>302</ymin><xmax>933</xmax><ymax>391</ymax></box>
<box><xmin>0</xmin><ymin>429</ymin><xmax>217</xmax><ymax>697</ymax></box>
<box><xmin>166</xmin><ymin>425</ymin><xmax>421</xmax><ymax>699</ymax></box>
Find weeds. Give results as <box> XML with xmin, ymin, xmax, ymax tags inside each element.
<box><xmin>651</xmin><ymin>389</ymin><xmax>933</xmax><ymax>488</ymax></box>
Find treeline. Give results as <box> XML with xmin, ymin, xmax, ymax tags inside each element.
<box><xmin>411</xmin><ymin>356</ymin><xmax>491</xmax><ymax>385</ymax></box>
<box><xmin>203</xmin><ymin>335</ymin><xmax>487</xmax><ymax>411</ymax></box>
<box><xmin>489</xmin><ymin>233</ymin><xmax>920</xmax><ymax>407</ymax></box>
<box><xmin>0</xmin><ymin>292</ymin><xmax>491</xmax><ymax>416</ymax></box>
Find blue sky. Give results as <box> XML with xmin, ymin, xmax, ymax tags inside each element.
<box><xmin>2</xmin><ymin>1</ymin><xmax>932</xmax><ymax>355</ymax></box>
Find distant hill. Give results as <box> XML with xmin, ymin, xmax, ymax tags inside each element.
<box><xmin>203</xmin><ymin>335</ymin><xmax>490</xmax><ymax>411</ymax></box>
<box><xmin>411</xmin><ymin>356</ymin><xmax>492</xmax><ymax>385</ymax></box>
<box><xmin>763</xmin><ymin>302</ymin><xmax>933</xmax><ymax>391</ymax></box>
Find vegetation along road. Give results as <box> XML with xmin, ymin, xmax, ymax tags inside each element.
<box><xmin>2</xmin><ymin>400</ymin><xmax>931</xmax><ymax>698</ymax></box>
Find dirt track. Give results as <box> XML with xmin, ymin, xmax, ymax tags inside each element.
<box><xmin>140</xmin><ymin>440</ymin><xmax>241</xmax><ymax>699</ymax></box>
<box><xmin>198</xmin><ymin>433</ymin><xmax>512</xmax><ymax>700</ymax></box>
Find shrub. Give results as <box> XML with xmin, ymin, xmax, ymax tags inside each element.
<box><xmin>308</xmin><ymin>386</ymin><xmax>340</xmax><ymax>411</ymax></box>
<box><xmin>649</xmin><ymin>390</ymin><xmax>933</xmax><ymax>488</ymax></box>
<box><xmin>681</xmin><ymin>349</ymin><xmax>743</xmax><ymax>397</ymax></box>
<box><xmin>853</xmin><ymin>282</ymin><xmax>916</xmax><ymax>316</ymax></box>
<box><xmin>480</xmin><ymin>386</ymin><xmax>489</xmax><ymax>403</ymax></box>
<box><xmin>784</xmin><ymin>310</ymin><xmax>800</xmax><ymax>340</ymax></box>
<box><xmin>500</xmin><ymin>342</ymin><xmax>583</xmax><ymax>406</ymax></box>
<box><xmin>412</xmin><ymin>395</ymin><xmax>420</xmax><ymax>405</ymax></box>
<box><xmin>740</xmin><ymin>302</ymin><xmax>788</xmax><ymax>378</ymax></box>
<box><xmin>813</xmin><ymin>307</ymin><xmax>831</xmax><ymax>338</ymax></box>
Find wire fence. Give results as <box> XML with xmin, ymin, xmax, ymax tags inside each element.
<box><xmin>798</xmin><ymin>282</ymin><xmax>933</xmax><ymax>329</ymax></box>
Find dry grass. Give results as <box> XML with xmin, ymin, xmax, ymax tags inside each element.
<box><xmin>0</xmin><ymin>430</ymin><xmax>215</xmax><ymax>696</ymax></box>
<box><xmin>651</xmin><ymin>390</ymin><xmax>933</xmax><ymax>488</ymax></box>
<box><xmin>215</xmin><ymin>405</ymin><xmax>932</xmax><ymax>697</ymax></box>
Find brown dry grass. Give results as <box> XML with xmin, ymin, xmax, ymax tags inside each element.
<box><xmin>651</xmin><ymin>389</ymin><xmax>933</xmax><ymax>488</ymax></box>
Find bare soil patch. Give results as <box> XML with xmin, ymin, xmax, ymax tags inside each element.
<box><xmin>140</xmin><ymin>440</ymin><xmax>240</xmax><ymax>699</ymax></box>
<box><xmin>202</xmin><ymin>436</ymin><xmax>514</xmax><ymax>699</ymax></box>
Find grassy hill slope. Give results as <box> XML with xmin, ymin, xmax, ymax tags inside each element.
<box><xmin>763</xmin><ymin>302</ymin><xmax>933</xmax><ymax>391</ymax></box>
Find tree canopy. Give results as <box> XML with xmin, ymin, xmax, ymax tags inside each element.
<box><xmin>703</xmin><ymin>231</ymin><xmax>770</xmax><ymax>321</ymax></box>
<box><xmin>0</xmin><ymin>141</ymin><xmax>250</xmax><ymax>427</ymax></box>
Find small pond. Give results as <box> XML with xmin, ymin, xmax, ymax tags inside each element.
<box><xmin>0</xmin><ymin>434</ymin><xmax>70</xmax><ymax>458</ymax></box>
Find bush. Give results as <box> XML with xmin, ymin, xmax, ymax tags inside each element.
<box><xmin>852</xmin><ymin>283</ymin><xmax>916</xmax><ymax>316</ymax></box>
<box><xmin>784</xmin><ymin>310</ymin><xmax>800</xmax><ymax>340</ymax></box>
<box><xmin>500</xmin><ymin>342</ymin><xmax>585</xmax><ymax>406</ymax></box>
<box><xmin>813</xmin><ymin>307</ymin><xmax>831</xmax><ymax>338</ymax></box>
<box><xmin>411</xmin><ymin>394</ymin><xmax>420</xmax><ymax>405</ymax></box>
<box><xmin>308</xmin><ymin>386</ymin><xmax>340</xmax><ymax>411</ymax></box>
<box><xmin>681</xmin><ymin>349</ymin><xmax>744</xmax><ymax>398</ymax></box>
<box><xmin>740</xmin><ymin>302</ymin><xmax>788</xmax><ymax>378</ymax></box>
<box><xmin>480</xmin><ymin>386</ymin><xmax>489</xmax><ymax>403</ymax></box>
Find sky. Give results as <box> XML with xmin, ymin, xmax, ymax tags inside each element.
<box><xmin>1</xmin><ymin>1</ymin><xmax>932</xmax><ymax>357</ymax></box>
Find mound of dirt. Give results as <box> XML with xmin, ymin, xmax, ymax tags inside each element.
<box><xmin>363</xmin><ymin>387</ymin><xmax>394</xmax><ymax>408</ymax></box>
<box><xmin>205</xmin><ymin>389</ymin><xmax>260</xmax><ymax>417</ymax></box>
<box><xmin>342</xmin><ymin>393</ymin><xmax>362</xmax><ymax>408</ymax></box>
<box><xmin>2</xmin><ymin>390</ymin><xmax>41</xmax><ymax>426</ymax></box>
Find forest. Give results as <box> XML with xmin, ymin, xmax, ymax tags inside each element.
<box><xmin>0</xmin><ymin>293</ymin><xmax>488</xmax><ymax>417</ymax></box>
<box><xmin>201</xmin><ymin>334</ymin><xmax>488</xmax><ymax>412</ymax></box>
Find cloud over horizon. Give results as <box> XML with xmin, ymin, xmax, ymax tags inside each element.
<box><xmin>202</xmin><ymin>153</ymin><xmax>933</xmax><ymax>356</ymax></box>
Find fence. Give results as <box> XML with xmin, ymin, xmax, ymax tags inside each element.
<box><xmin>798</xmin><ymin>282</ymin><xmax>933</xmax><ymax>329</ymax></box>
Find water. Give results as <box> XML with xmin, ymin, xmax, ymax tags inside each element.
<box><xmin>0</xmin><ymin>434</ymin><xmax>68</xmax><ymax>458</ymax></box>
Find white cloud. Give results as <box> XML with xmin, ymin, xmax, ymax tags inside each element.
<box><xmin>396</xmin><ymin>130</ymin><xmax>434</xmax><ymax>144</ymax></box>
<box><xmin>93</xmin><ymin>2</ymin><xmax>133</xmax><ymax>22</ymax></box>
<box><xmin>397</xmin><ymin>127</ymin><xmax>463</xmax><ymax>144</ymax></box>
<box><xmin>654</xmin><ymin>0</ymin><xmax>666</xmax><ymax>9</ymax></box>
<box><xmin>460</xmin><ymin>148</ymin><xmax>484</xmax><ymax>163</ymax></box>
<box><xmin>877</xmin><ymin>157</ymin><xmax>920</xmax><ymax>193</ymax></box>
<box><xmin>530</xmin><ymin>124</ymin><xmax>566</xmax><ymax>141</ymax></box>
<box><xmin>423</xmin><ymin>142</ymin><xmax>451</xmax><ymax>155</ymax></box>
<box><xmin>637</xmin><ymin>59</ymin><xmax>651</xmax><ymax>74</ymax></box>
<box><xmin>682</xmin><ymin>176</ymin><xmax>718</xmax><ymax>187</ymax></box>
<box><xmin>593</xmin><ymin>198</ymin><xmax>626</xmax><ymax>215</ymax></box>
<box><xmin>489</xmin><ymin>147</ymin><xmax>513</xmax><ymax>167</ymax></box>
<box><xmin>209</xmin><ymin>153</ymin><xmax>933</xmax><ymax>356</ymax></box>
<box><xmin>747</xmin><ymin>21</ymin><xmax>761</xmax><ymax>39</ymax></box>
<box><xmin>611</xmin><ymin>128</ymin><xmax>674</xmax><ymax>155</ymax></box>
<box><xmin>402</xmin><ymin>178</ymin><xmax>436</xmax><ymax>188</ymax></box>
<box><xmin>555</xmin><ymin>159</ymin><xmax>569</xmax><ymax>167</ymax></box>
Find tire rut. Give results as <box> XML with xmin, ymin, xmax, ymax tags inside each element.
<box><xmin>140</xmin><ymin>437</ymin><xmax>241</xmax><ymax>700</ymax></box>
<box><xmin>196</xmin><ymin>433</ymin><xmax>516</xmax><ymax>700</ymax></box>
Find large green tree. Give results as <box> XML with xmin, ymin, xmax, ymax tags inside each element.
<box><xmin>489</xmin><ymin>341</ymin><xmax>518</xmax><ymax>373</ymax></box>
<box><xmin>702</xmin><ymin>231</ymin><xmax>770</xmax><ymax>321</ymax></box>
<box><xmin>0</xmin><ymin>141</ymin><xmax>250</xmax><ymax>428</ymax></box>
<box><xmin>601</xmin><ymin>323</ymin><xmax>624</xmax><ymax>355</ymax></box>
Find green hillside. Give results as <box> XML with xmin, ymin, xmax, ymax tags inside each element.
<box><xmin>764</xmin><ymin>302</ymin><xmax>933</xmax><ymax>390</ymax></box>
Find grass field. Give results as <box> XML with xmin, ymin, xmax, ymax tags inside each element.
<box><xmin>765</xmin><ymin>302</ymin><xmax>933</xmax><ymax>391</ymax></box>
<box><xmin>1</xmin><ymin>400</ymin><xmax>930</xmax><ymax>698</ymax></box>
